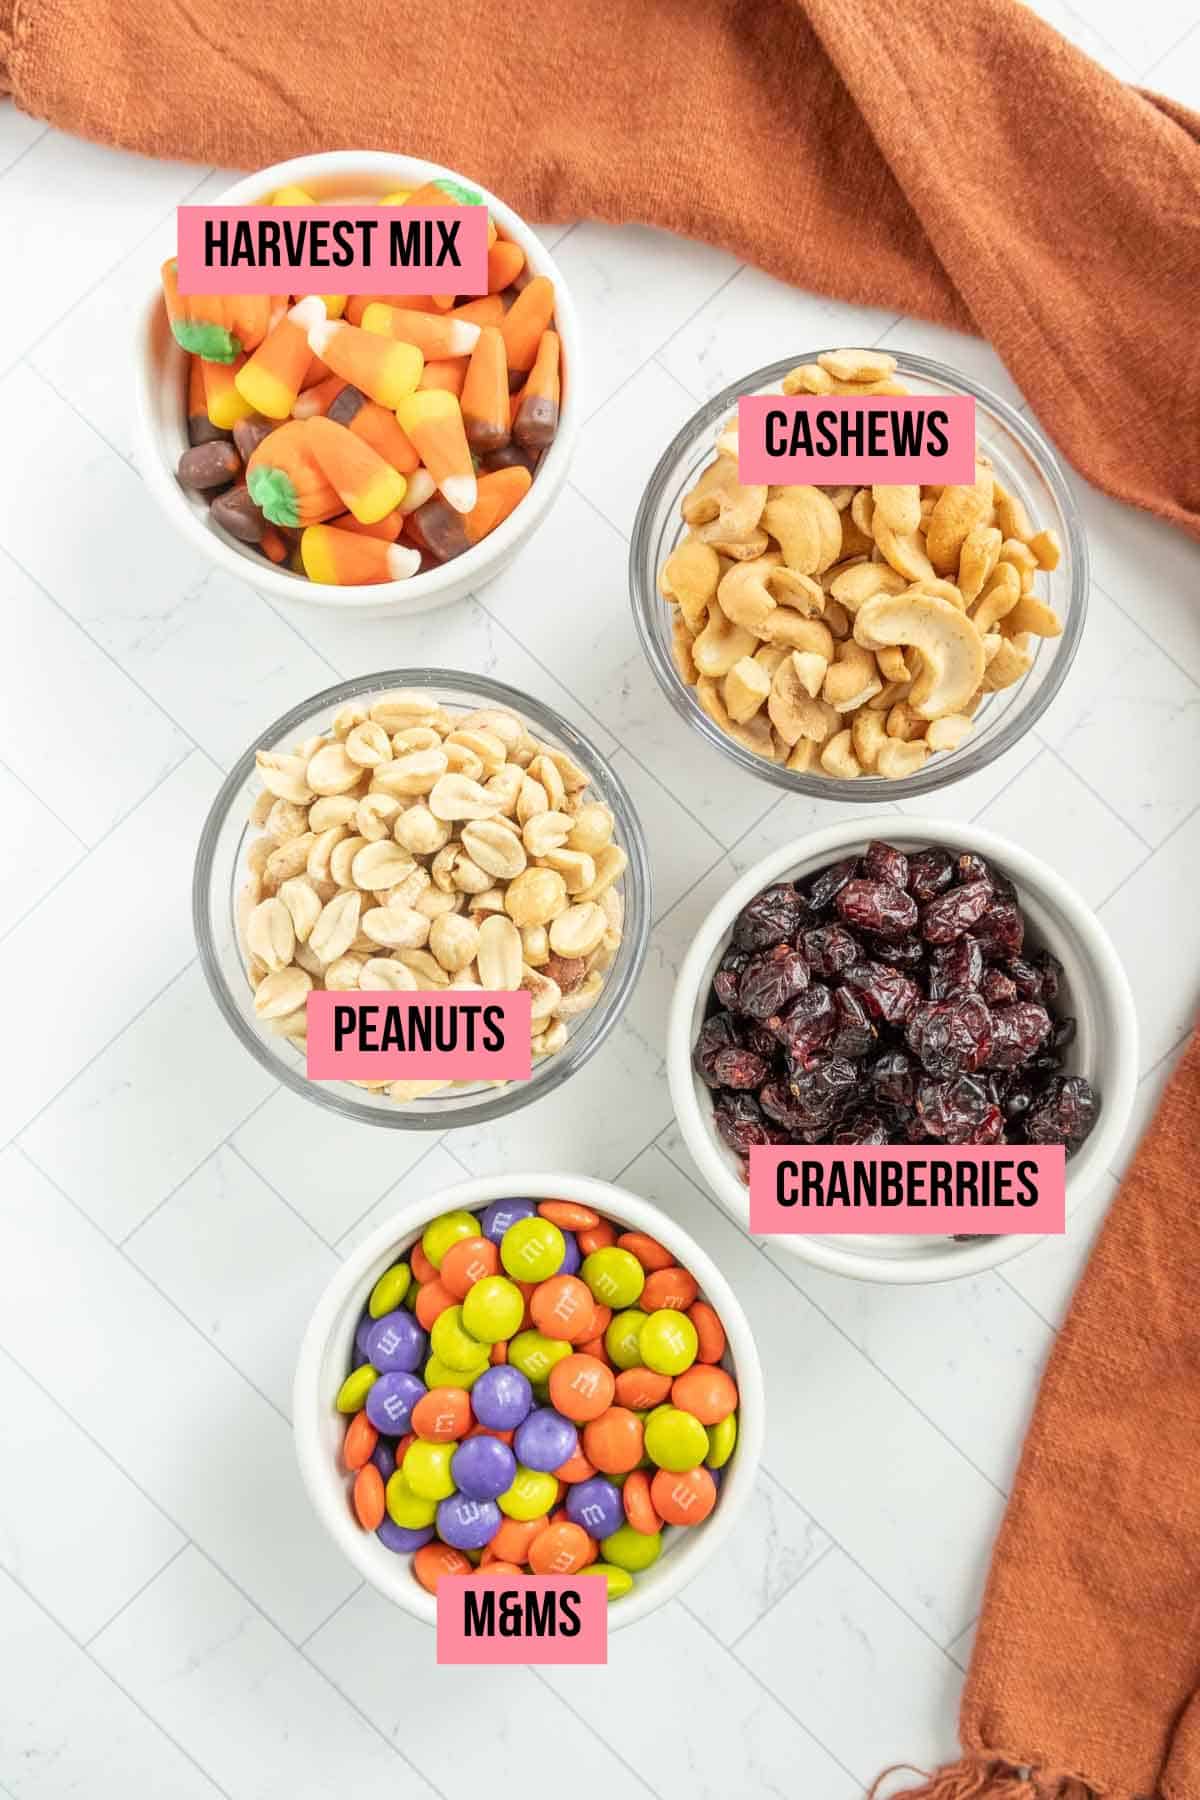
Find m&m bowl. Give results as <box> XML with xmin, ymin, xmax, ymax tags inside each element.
<box><xmin>294</xmin><ymin>1173</ymin><xmax>764</xmax><ymax>1628</ymax></box>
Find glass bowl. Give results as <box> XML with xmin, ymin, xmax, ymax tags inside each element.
<box><xmin>194</xmin><ymin>670</ymin><xmax>651</xmax><ymax>1129</ymax></box>
<box><xmin>630</xmin><ymin>351</ymin><xmax>1087</xmax><ymax>801</ymax></box>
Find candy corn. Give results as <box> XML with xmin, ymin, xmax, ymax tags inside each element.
<box><xmin>306</xmin><ymin>317</ymin><xmax>423</xmax><ymax>410</ymax></box>
<box><xmin>186</xmin><ymin>355</ymin><xmax>227</xmax><ymax>445</ymax></box>
<box><xmin>418</xmin><ymin>358</ymin><xmax>469</xmax><ymax>397</ymax></box>
<box><xmin>397</xmin><ymin>468</ymin><xmax>437</xmax><ymax>515</ymax></box>
<box><xmin>452</xmin><ymin>295</ymin><xmax>505</xmax><ymax>328</ymax></box>
<box><xmin>300</xmin><ymin>524</ymin><xmax>421</xmax><ymax>585</ymax></box>
<box><xmin>326</xmin><ymin>384</ymin><xmax>419</xmax><ymax>473</ymax></box>
<box><xmin>395</xmin><ymin>389</ymin><xmax>476</xmax><ymax>515</ymax></box>
<box><xmin>245</xmin><ymin>420</ymin><xmax>342</xmax><ymax>527</ymax></box>
<box><xmin>406</xmin><ymin>466</ymin><xmax>531</xmax><ymax>561</ymax></box>
<box><xmin>234</xmin><ymin>297</ymin><xmax>326</xmax><ymax>420</ymax></box>
<box><xmin>361</xmin><ymin>303</ymin><xmax>479</xmax><ymax>360</ymax></box>
<box><xmin>330</xmin><ymin>507</ymin><xmax>406</xmax><ymax>542</ymax></box>
<box><xmin>305</xmin><ymin>415</ymin><xmax>408</xmax><ymax>524</ymax></box>
<box><xmin>292</xmin><ymin>372</ymin><xmax>347</xmax><ymax>419</ymax></box>
<box><xmin>486</xmin><ymin>240</ymin><xmax>526</xmax><ymax>294</ymax></box>
<box><xmin>513</xmin><ymin>329</ymin><xmax>560</xmax><ymax>452</ymax></box>
<box><xmin>202</xmin><ymin>355</ymin><xmax>257</xmax><ymax>430</ymax></box>
<box><xmin>460</xmin><ymin>326</ymin><xmax>510</xmax><ymax>455</ymax></box>
<box><xmin>501</xmin><ymin>276</ymin><xmax>556</xmax><ymax>382</ymax></box>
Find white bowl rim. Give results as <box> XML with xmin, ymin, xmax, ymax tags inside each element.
<box><xmin>667</xmin><ymin>815</ymin><xmax>1139</xmax><ymax>1285</ymax></box>
<box><xmin>134</xmin><ymin>148</ymin><xmax>581</xmax><ymax>612</ymax></box>
<box><xmin>293</xmin><ymin>1170</ymin><xmax>765</xmax><ymax>1629</ymax></box>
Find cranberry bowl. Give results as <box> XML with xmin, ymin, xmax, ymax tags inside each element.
<box><xmin>667</xmin><ymin>818</ymin><xmax>1137</xmax><ymax>1283</ymax></box>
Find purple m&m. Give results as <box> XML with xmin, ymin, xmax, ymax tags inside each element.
<box><xmin>377</xmin><ymin>1519</ymin><xmax>434</xmax><ymax>1554</ymax></box>
<box><xmin>471</xmin><ymin>1364</ymin><xmax>533</xmax><ymax>1432</ymax></box>
<box><xmin>365</xmin><ymin>1370</ymin><xmax>425</xmax><ymax>1434</ymax></box>
<box><xmin>451</xmin><ymin>1433</ymin><xmax>517</xmax><ymax>1501</ymax></box>
<box><xmin>513</xmin><ymin>1406</ymin><xmax>578</xmax><ymax>1474</ymax></box>
<box><xmin>371</xmin><ymin>1440</ymin><xmax>397</xmax><ymax>1483</ymax></box>
<box><xmin>480</xmin><ymin>1197</ymin><xmax>537</xmax><ymax>1244</ymax></box>
<box><xmin>565</xmin><ymin>1475</ymin><xmax>624</xmax><ymax>1539</ymax></box>
<box><xmin>436</xmin><ymin>1493</ymin><xmax>502</xmax><ymax>1551</ymax></box>
<box><xmin>364</xmin><ymin>1310</ymin><xmax>425</xmax><ymax>1374</ymax></box>
<box><xmin>558</xmin><ymin>1231</ymin><xmax>581</xmax><ymax>1276</ymax></box>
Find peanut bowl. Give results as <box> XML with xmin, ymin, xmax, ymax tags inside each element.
<box><xmin>630</xmin><ymin>352</ymin><xmax>1086</xmax><ymax>800</ymax></box>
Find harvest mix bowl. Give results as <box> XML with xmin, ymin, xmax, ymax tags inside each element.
<box><xmin>667</xmin><ymin>817</ymin><xmax>1137</xmax><ymax>1284</ymax></box>
<box><xmin>135</xmin><ymin>149</ymin><xmax>581</xmax><ymax>615</ymax></box>
<box><xmin>193</xmin><ymin>669</ymin><xmax>650</xmax><ymax>1130</ymax></box>
<box><xmin>293</xmin><ymin>1172</ymin><xmax>764</xmax><ymax>1628</ymax></box>
<box><xmin>630</xmin><ymin>351</ymin><xmax>1086</xmax><ymax>800</ymax></box>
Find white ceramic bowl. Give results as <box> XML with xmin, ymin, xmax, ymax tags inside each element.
<box><xmin>668</xmin><ymin>818</ymin><xmax>1138</xmax><ymax>1284</ymax></box>
<box><xmin>135</xmin><ymin>150</ymin><xmax>581</xmax><ymax>616</ymax></box>
<box><xmin>293</xmin><ymin>1173</ymin><xmax>764</xmax><ymax>1629</ymax></box>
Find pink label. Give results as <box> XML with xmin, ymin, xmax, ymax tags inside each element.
<box><xmin>175</xmin><ymin>206</ymin><xmax>488</xmax><ymax>295</ymax></box>
<box><xmin>737</xmin><ymin>394</ymin><xmax>976</xmax><ymax>483</ymax></box>
<box><xmin>437</xmin><ymin>1575</ymin><xmax>608</xmax><ymax>1665</ymax></box>
<box><xmin>748</xmin><ymin>1145</ymin><xmax>1066</xmax><ymax>1235</ymax></box>
<box><xmin>305</xmin><ymin>990</ymin><xmax>531</xmax><ymax>1082</ymax></box>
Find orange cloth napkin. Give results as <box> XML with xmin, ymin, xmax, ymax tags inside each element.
<box><xmin>878</xmin><ymin>1025</ymin><xmax>1200</xmax><ymax>1800</ymax></box>
<box><xmin>2</xmin><ymin>0</ymin><xmax>1199</xmax><ymax>539</ymax></box>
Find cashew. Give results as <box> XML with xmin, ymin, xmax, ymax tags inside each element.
<box><xmin>762</xmin><ymin>486</ymin><xmax>843</xmax><ymax>575</ymax></box>
<box><xmin>820</xmin><ymin>730</ymin><xmax>861</xmax><ymax>778</ymax></box>
<box><xmin>717</xmin><ymin>554</ymin><xmax>823</xmax><ymax>633</ymax></box>
<box><xmin>785</xmin><ymin>739</ymin><xmax>822</xmax><ymax>773</ymax></box>
<box><xmin>925</xmin><ymin>714</ymin><xmax>975</xmax><ymax>753</ymax></box>
<box><xmin>1003</xmin><ymin>594</ymin><xmax>1063</xmax><ymax>638</ymax></box>
<box><xmin>875</xmin><ymin>739</ymin><xmax>930</xmax><ymax>778</ymax></box>
<box><xmin>854</xmin><ymin>592</ymin><xmax>985</xmax><ymax>719</ymax></box>
<box><xmin>670</xmin><ymin>615</ymin><xmax>698</xmax><ymax>685</ymax></box>
<box><xmin>782</xmin><ymin>362</ymin><xmax>833</xmax><ymax>395</ymax></box>
<box><xmin>851</xmin><ymin>705</ymin><xmax>888</xmax><ymax>771</ymax></box>
<box><xmin>872</xmin><ymin>514</ymin><xmax>936</xmax><ymax>583</ymax></box>
<box><xmin>692</xmin><ymin>603</ymin><xmax>760</xmax><ymax>678</ymax></box>
<box><xmin>818</xmin><ymin>348</ymin><xmax>898</xmax><ymax>382</ymax></box>
<box><xmin>792</xmin><ymin>650</ymin><xmax>829</xmax><ymax>697</ymax></box>
<box><xmin>886</xmin><ymin>701</ymin><xmax>927</xmax><ymax>742</ymax></box>
<box><xmin>970</xmin><ymin>561</ymin><xmax>1021</xmax><ymax>635</ymax></box>
<box><xmin>905</xmin><ymin>576</ymin><xmax>966</xmax><ymax>611</ymax></box>
<box><xmin>871</xmin><ymin>484</ymin><xmax>921</xmax><ymax>534</ymax></box>
<box><xmin>768</xmin><ymin>653</ymin><xmax>830</xmax><ymax>745</ymax></box>
<box><xmin>681</xmin><ymin>455</ymin><xmax>767</xmax><ymax>548</ymax></box>
<box><xmin>983</xmin><ymin>633</ymin><xmax>1034</xmax><ymax>691</ymax></box>
<box><xmin>1028</xmin><ymin>529</ymin><xmax>1061</xmax><ymax>571</ymax></box>
<box><xmin>926</xmin><ymin>468</ymin><xmax>994</xmax><ymax>575</ymax></box>
<box><xmin>993</xmin><ymin>482</ymin><xmax>1034</xmax><ymax>543</ymax></box>
<box><xmin>957</xmin><ymin>525</ymin><xmax>1002</xmax><ymax>605</ymax></box>
<box><xmin>660</xmin><ymin>537</ymin><xmax>722</xmax><ymax>631</ymax></box>
<box><xmin>822</xmin><ymin>640</ymin><xmax>883</xmax><ymax>712</ymax></box>
<box><xmin>830</xmin><ymin>561</ymin><xmax>907</xmax><ymax>613</ymax></box>
<box><xmin>876</xmin><ymin>645</ymin><xmax>911</xmax><ymax>683</ymax></box>
<box><xmin>761</xmin><ymin>608</ymin><xmax>836</xmax><ymax>658</ymax></box>
<box><xmin>724</xmin><ymin>656</ymin><xmax>771</xmax><ymax>723</ymax></box>
<box><xmin>726</xmin><ymin>710</ymin><xmax>780</xmax><ymax>761</ymax></box>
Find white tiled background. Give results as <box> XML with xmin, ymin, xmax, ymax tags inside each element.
<box><xmin>2</xmin><ymin>1</ymin><xmax>1199</xmax><ymax>1792</ymax></box>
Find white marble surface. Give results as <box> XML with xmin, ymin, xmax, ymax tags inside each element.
<box><xmin>2</xmin><ymin>1</ymin><xmax>1199</xmax><ymax>1791</ymax></box>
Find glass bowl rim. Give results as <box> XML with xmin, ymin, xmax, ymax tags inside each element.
<box><xmin>629</xmin><ymin>348</ymin><xmax>1088</xmax><ymax>801</ymax></box>
<box><xmin>192</xmin><ymin>667</ymin><xmax>652</xmax><ymax>1129</ymax></box>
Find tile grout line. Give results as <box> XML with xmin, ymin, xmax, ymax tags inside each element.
<box><xmin>0</xmin><ymin>750</ymin><xmax>90</xmax><ymax>851</ymax></box>
<box><xmin>83</xmin><ymin>1540</ymin><xmax>192</xmax><ymax>1648</ymax></box>
<box><xmin>298</xmin><ymin>1579</ymin><xmax>366</xmax><ymax>1649</ymax></box>
<box><xmin>1137</xmin><ymin>16</ymin><xmax>1200</xmax><ymax>77</ymax></box>
<box><xmin>728</xmin><ymin>1536</ymin><xmax>838</xmax><ymax>1649</ymax></box>
<box><xmin>0</xmin><ymin>119</ymin><xmax>51</xmax><ymax>183</ymax></box>
<box><xmin>12</xmin><ymin>954</ymin><xmax>203</xmax><ymax>1148</ymax></box>
<box><xmin>114</xmin><ymin>1081</ymin><xmax>284</xmax><ymax>1250</ymax></box>
<box><xmin>1</xmin><ymin>1555</ymin><xmax>236</xmax><ymax>1800</ymax></box>
<box><xmin>677</xmin><ymin>1594</ymin><xmax>868</xmax><ymax>1791</ymax></box>
<box><xmin>223</xmin><ymin>1138</ymin><xmax>348</xmax><ymax>1256</ymax></box>
<box><xmin>575</xmin><ymin>263</ymin><xmax>745</xmax><ymax>427</ymax></box>
<box><xmin>17</xmin><ymin>1145</ymin><xmax>294</xmax><ymax>1428</ymax></box>
<box><xmin>529</xmin><ymin>1668</ymin><xmax>661</xmax><ymax>1799</ymax></box>
<box><xmin>1091</xmin><ymin>571</ymin><xmax>1200</xmax><ymax>698</ymax></box>
<box><xmin>331</xmin><ymin>1132</ymin><xmax>458</xmax><ymax>1250</ymax></box>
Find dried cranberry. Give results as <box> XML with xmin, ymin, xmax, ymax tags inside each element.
<box><xmin>710</xmin><ymin>1046</ymin><xmax>769</xmax><ymax>1090</ymax></box>
<box><xmin>785</xmin><ymin>1056</ymin><xmax>858</xmax><ymax>1127</ymax></box>
<box><xmin>956</xmin><ymin>852</ymin><xmax>993</xmax><ymax>889</ymax></box>
<box><xmin>829</xmin><ymin>988</ymin><xmax>877</xmax><ymax>1060</ymax></box>
<box><xmin>713</xmin><ymin>1092</ymin><xmax>773</xmax><ymax>1153</ymax></box>
<box><xmin>804</xmin><ymin>856</ymin><xmax>860</xmax><ymax>913</ymax></box>
<box><xmin>1005</xmin><ymin>956</ymin><xmax>1044</xmax><ymax>1001</ymax></box>
<box><xmin>1003</xmin><ymin>1080</ymin><xmax>1037</xmax><ymax>1122</ymax></box>
<box><xmin>916</xmin><ymin>1075</ymin><xmax>993</xmax><ymax>1142</ymax></box>
<box><xmin>921</xmin><ymin>879</ymin><xmax>992</xmax><ymax>944</ymax></box>
<box><xmin>928</xmin><ymin>936</ymin><xmax>984</xmax><ymax>1000</ymax></box>
<box><xmin>836</xmin><ymin>878</ymin><xmax>919</xmax><ymax>940</ymax></box>
<box><xmin>843</xmin><ymin>961</ymin><xmax>921</xmax><ymax>1026</ymax></box>
<box><xmin>832</xmin><ymin>1110</ymin><xmax>892</xmax><ymax>1146</ymax></box>
<box><xmin>732</xmin><ymin>883</ymin><xmax>807</xmax><ymax>951</ymax></box>
<box><xmin>1050</xmin><ymin>1015</ymin><xmax>1077</xmax><ymax>1055</ymax></box>
<box><xmin>772</xmin><ymin>983</ymin><xmax>837</xmax><ymax>1067</ymax></box>
<box><xmin>981</xmin><ymin>968</ymin><xmax>1018</xmax><ymax>1006</ymax></box>
<box><xmin>713</xmin><ymin>946</ymin><xmax>749</xmax><ymax>1009</ymax></box>
<box><xmin>738</xmin><ymin>1019</ymin><xmax>780</xmax><ymax>1060</ymax></box>
<box><xmin>738</xmin><ymin>943</ymin><xmax>809</xmax><ymax>1019</ymax></box>
<box><xmin>1024</xmin><ymin>1077</ymin><xmax>1099</xmax><ymax>1150</ymax></box>
<box><xmin>906</xmin><ymin>995</ymin><xmax>992</xmax><ymax>1077</ymax></box>
<box><xmin>1034</xmin><ymin>949</ymin><xmax>1064</xmax><ymax>1002</ymax></box>
<box><xmin>870</xmin><ymin>1049</ymin><xmax>917</xmax><ymax>1106</ymax></box>
<box><xmin>907</xmin><ymin>848</ymin><xmax>954</xmax><ymax>903</ymax></box>
<box><xmin>987</xmin><ymin>1002</ymin><xmax>1052</xmax><ymax>1069</ymax></box>
<box><xmin>971</xmin><ymin>902</ymin><xmax>1024</xmax><ymax>961</ymax></box>
<box><xmin>863</xmin><ymin>840</ymin><xmax>910</xmax><ymax>889</ymax></box>
<box><xmin>802</xmin><ymin>923</ymin><xmax>861</xmax><ymax>978</ymax></box>
<box><xmin>693</xmin><ymin>1012</ymin><xmax>738</xmax><ymax>1086</ymax></box>
<box><xmin>872</xmin><ymin>935</ymin><xmax>927</xmax><ymax>970</ymax></box>
<box><xmin>975</xmin><ymin>1107</ymin><xmax>1006</xmax><ymax>1143</ymax></box>
<box><xmin>760</xmin><ymin>1080</ymin><xmax>811</xmax><ymax>1132</ymax></box>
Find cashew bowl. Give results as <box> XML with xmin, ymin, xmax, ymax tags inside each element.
<box><xmin>630</xmin><ymin>352</ymin><xmax>1086</xmax><ymax>800</ymax></box>
<box><xmin>667</xmin><ymin>817</ymin><xmax>1137</xmax><ymax>1284</ymax></box>
<box><xmin>194</xmin><ymin>670</ymin><xmax>651</xmax><ymax>1130</ymax></box>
